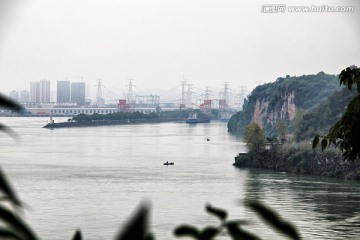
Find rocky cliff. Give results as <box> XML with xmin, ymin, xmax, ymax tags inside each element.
<box><xmin>228</xmin><ymin>72</ymin><xmax>340</xmax><ymax>136</ymax></box>
<box><xmin>251</xmin><ymin>91</ymin><xmax>296</xmax><ymax>128</ymax></box>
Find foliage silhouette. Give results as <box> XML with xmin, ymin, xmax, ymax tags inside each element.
<box><xmin>71</xmin><ymin>230</ymin><xmax>83</xmax><ymax>240</ymax></box>
<box><xmin>0</xmin><ymin>168</ymin><xmax>22</xmax><ymax>208</ymax></box>
<box><xmin>174</xmin><ymin>203</ymin><xmax>300</xmax><ymax>240</ymax></box>
<box><xmin>245</xmin><ymin>201</ymin><xmax>300</xmax><ymax>240</ymax></box>
<box><xmin>0</xmin><ymin>94</ymin><xmax>23</xmax><ymax>139</ymax></box>
<box><xmin>115</xmin><ymin>202</ymin><xmax>154</xmax><ymax>240</ymax></box>
<box><xmin>0</xmin><ymin>94</ymin><xmax>23</xmax><ymax>112</ymax></box>
<box><xmin>313</xmin><ymin>66</ymin><xmax>360</xmax><ymax>161</ymax></box>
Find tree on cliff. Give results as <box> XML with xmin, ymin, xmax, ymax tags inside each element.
<box><xmin>244</xmin><ymin>122</ymin><xmax>266</xmax><ymax>152</ymax></box>
<box><xmin>277</xmin><ymin>120</ymin><xmax>288</xmax><ymax>143</ymax></box>
<box><xmin>313</xmin><ymin>66</ymin><xmax>360</xmax><ymax>161</ymax></box>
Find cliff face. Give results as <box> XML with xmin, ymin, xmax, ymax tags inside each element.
<box><xmin>228</xmin><ymin>72</ymin><xmax>339</xmax><ymax>136</ymax></box>
<box><xmin>252</xmin><ymin>91</ymin><xmax>296</xmax><ymax>128</ymax></box>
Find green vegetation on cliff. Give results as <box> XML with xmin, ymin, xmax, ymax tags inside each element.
<box><xmin>228</xmin><ymin>72</ymin><xmax>339</xmax><ymax>136</ymax></box>
<box><xmin>294</xmin><ymin>87</ymin><xmax>356</xmax><ymax>141</ymax></box>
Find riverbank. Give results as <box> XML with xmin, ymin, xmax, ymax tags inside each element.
<box><xmin>43</xmin><ymin>118</ymin><xmax>184</xmax><ymax>128</ymax></box>
<box><xmin>233</xmin><ymin>142</ymin><xmax>360</xmax><ymax>180</ymax></box>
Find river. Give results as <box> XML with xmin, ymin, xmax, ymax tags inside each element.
<box><xmin>0</xmin><ymin>117</ymin><xmax>360</xmax><ymax>239</ymax></box>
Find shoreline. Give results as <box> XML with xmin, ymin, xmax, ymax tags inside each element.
<box><xmin>43</xmin><ymin>118</ymin><xmax>184</xmax><ymax>128</ymax></box>
<box><xmin>233</xmin><ymin>148</ymin><xmax>360</xmax><ymax>180</ymax></box>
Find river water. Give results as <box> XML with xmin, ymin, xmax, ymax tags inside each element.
<box><xmin>0</xmin><ymin>117</ymin><xmax>360</xmax><ymax>239</ymax></box>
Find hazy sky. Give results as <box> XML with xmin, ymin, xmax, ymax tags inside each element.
<box><xmin>1</xmin><ymin>0</ymin><xmax>359</xmax><ymax>100</ymax></box>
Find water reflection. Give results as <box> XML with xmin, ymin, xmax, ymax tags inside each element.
<box><xmin>242</xmin><ymin>169</ymin><xmax>360</xmax><ymax>239</ymax></box>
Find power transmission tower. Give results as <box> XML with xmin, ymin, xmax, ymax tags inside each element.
<box><xmin>181</xmin><ymin>80</ymin><xmax>186</xmax><ymax>107</ymax></box>
<box><xmin>126</xmin><ymin>79</ymin><xmax>136</xmax><ymax>105</ymax></box>
<box><xmin>203</xmin><ymin>86</ymin><xmax>213</xmax><ymax>100</ymax></box>
<box><xmin>186</xmin><ymin>84</ymin><xmax>194</xmax><ymax>109</ymax></box>
<box><xmin>180</xmin><ymin>75</ymin><xmax>188</xmax><ymax>109</ymax></box>
<box><xmin>200</xmin><ymin>86</ymin><xmax>213</xmax><ymax>112</ymax></box>
<box><xmin>219</xmin><ymin>82</ymin><xmax>230</xmax><ymax>109</ymax></box>
<box><xmin>95</xmin><ymin>79</ymin><xmax>105</xmax><ymax>106</ymax></box>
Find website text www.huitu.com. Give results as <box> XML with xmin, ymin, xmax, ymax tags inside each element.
<box><xmin>261</xmin><ymin>4</ymin><xmax>355</xmax><ymax>13</ymax></box>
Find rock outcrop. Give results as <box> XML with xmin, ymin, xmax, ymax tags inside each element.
<box><xmin>252</xmin><ymin>91</ymin><xmax>296</xmax><ymax>129</ymax></box>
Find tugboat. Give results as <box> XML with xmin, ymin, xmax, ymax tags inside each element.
<box><xmin>163</xmin><ymin>161</ymin><xmax>174</xmax><ymax>165</ymax></box>
<box><xmin>185</xmin><ymin>113</ymin><xmax>210</xmax><ymax>124</ymax></box>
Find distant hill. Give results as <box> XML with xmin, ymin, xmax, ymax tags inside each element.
<box><xmin>227</xmin><ymin>72</ymin><xmax>340</xmax><ymax>136</ymax></box>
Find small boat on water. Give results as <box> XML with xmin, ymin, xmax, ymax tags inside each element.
<box><xmin>185</xmin><ymin>113</ymin><xmax>210</xmax><ymax>124</ymax></box>
<box><xmin>163</xmin><ymin>161</ymin><xmax>174</xmax><ymax>165</ymax></box>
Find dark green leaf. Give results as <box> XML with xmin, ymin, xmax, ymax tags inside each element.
<box><xmin>174</xmin><ymin>225</ymin><xmax>200</xmax><ymax>239</ymax></box>
<box><xmin>115</xmin><ymin>202</ymin><xmax>151</xmax><ymax>240</ymax></box>
<box><xmin>0</xmin><ymin>168</ymin><xmax>22</xmax><ymax>207</ymax></box>
<box><xmin>320</xmin><ymin>138</ymin><xmax>328</xmax><ymax>151</ymax></box>
<box><xmin>0</xmin><ymin>94</ymin><xmax>23</xmax><ymax>112</ymax></box>
<box><xmin>312</xmin><ymin>135</ymin><xmax>319</xmax><ymax>149</ymax></box>
<box><xmin>0</xmin><ymin>227</ymin><xmax>23</xmax><ymax>240</ymax></box>
<box><xmin>72</xmin><ymin>229</ymin><xmax>82</xmax><ymax>240</ymax></box>
<box><xmin>328</xmin><ymin>124</ymin><xmax>340</xmax><ymax>144</ymax></box>
<box><xmin>226</xmin><ymin>220</ymin><xmax>250</xmax><ymax>226</ymax></box>
<box><xmin>245</xmin><ymin>201</ymin><xmax>300</xmax><ymax>240</ymax></box>
<box><xmin>226</xmin><ymin>223</ymin><xmax>262</xmax><ymax>240</ymax></box>
<box><xmin>205</xmin><ymin>204</ymin><xmax>227</xmax><ymax>221</ymax></box>
<box><xmin>200</xmin><ymin>227</ymin><xmax>218</xmax><ymax>240</ymax></box>
<box><xmin>0</xmin><ymin>205</ymin><xmax>38</xmax><ymax>240</ymax></box>
<box><xmin>145</xmin><ymin>233</ymin><xmax>155</xmax><ymax>240</ymax></box>
<box><xmin>0</xmin><ymin>123</ymin><xmax>19</xmax><ymax>140</ymax></box>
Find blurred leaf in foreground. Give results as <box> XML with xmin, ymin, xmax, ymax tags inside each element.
<box><xmin>0</xmin><ymin>94</ymin><xmax>22</xmax><ymax>139</ymax></box>
<box><xmin>0</xmin><ymin>168</ymin><xmax>22</xmax><ymax>208</ymax></box>
<box><xmin>0</xmin><ymin>94</ymin><xmax>23</xmax><ymax>112</ymax></box>
<box><xmin>174</xmin><ymin>225</ymin><xmax>201</xmax><ymax>239</ymax></box>
<box><xmin>72</xmin><ymin>229</ymin><xmax>82</xmax><ymax>240</ymax></box>
<box><xmin>226</xmin><ymin>222</ymin><xmax>262</xmax><ymax>240</ymax></box>
<box><xmin>205</xmin><ymin>203</ymin><xmax>228</xmax><ymax>221</ymax></box>
<box><xmin>245</xmin><ymin>201</ymin><xmax>300</xmax><ymax>240</ymax></box>
<box><xmin>0</xmin><ymin>205</ymin><xmax>38</xmax><ymax>240</ymax></box>
<box><xmin>115</xmin><ymin>201</ymin><xmax>154</xmax><ymax>240</ymax></box>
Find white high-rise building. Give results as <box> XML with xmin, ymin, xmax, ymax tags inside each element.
<box><xmin>39</xmin><ymin>79</ymin><xmax>50</xmax><ymax>103</ymax></box>
<box><xmin>57</xmin><ymin>81</ymin><xmax>70</xmax><ymax>103</ymax></box>
<box><xmin>30</xmin><ymin>80</ymin><xmax>51</xmax><ymax>103</ymax></box>
<box><xmin>71</xmin><ymin>82</ymin><xmax>86</xmax><ymax>106</ymax></box>
<box><xmin>30</xmin><ymin>81</ymin><xmax>40</xmax><ymax>103</ymax></box>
